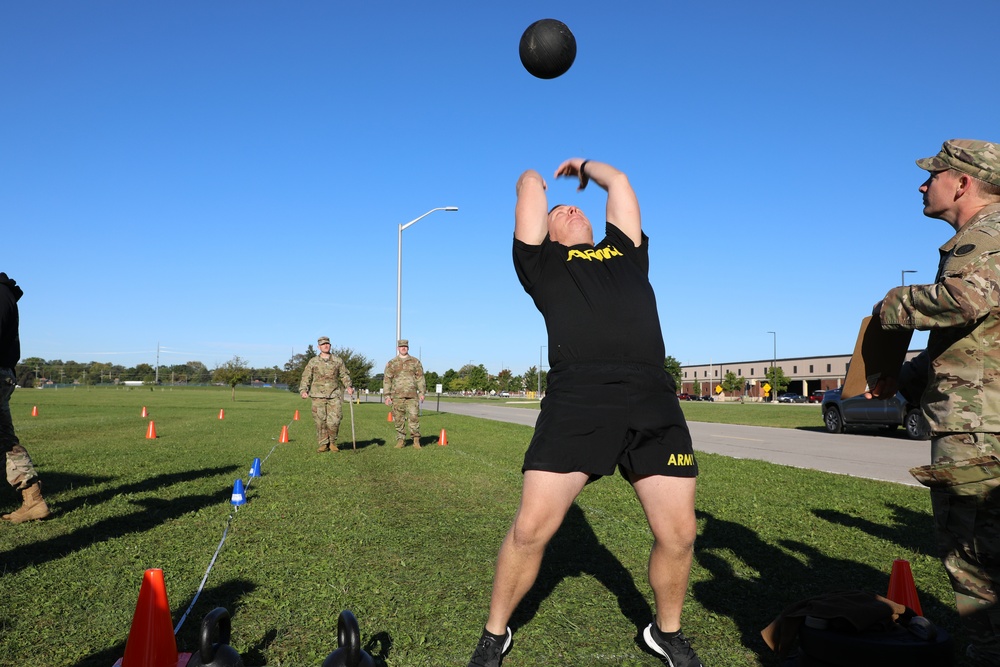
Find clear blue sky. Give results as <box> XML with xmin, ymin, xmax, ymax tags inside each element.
<box><xmin>4</xmin><ymin>1</ymin><xmax>998</xmax><ymax>376</ymax></box>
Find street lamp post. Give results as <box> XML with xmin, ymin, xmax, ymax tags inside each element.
<box><xmin>767</xmin><ymin>331</ymin><xmax>776</xmax><ymax>403</ymax></box>
<box><xmin>396</xmin><ymin>206</ymin><xmax>458</xmax><ymax>345</ymax></box>
<box><xmin>901</xmin><ymin>269</ymin><xmax>917</xmax><ymax>286</ymax></box>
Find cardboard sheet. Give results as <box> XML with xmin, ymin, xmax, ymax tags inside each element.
<box><xmin>841</xmin><ymin>315</ymin><xmax>913</xmax><ymax>399</ymax></box>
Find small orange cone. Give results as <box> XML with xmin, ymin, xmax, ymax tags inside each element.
<box><xmin>886</xmin><ymin>559</ymin><xmax>922</xmax><ymax>615</ymax></box>
<box><xmin>119</xmin><ymin>568</ymin><xmax>179</xmax><ymax>667</ymax></box>
<box><xmin>387</xmin><ymin>411</ymin><xmax>394</xmax><ymax>422</ymax></box>
<box><xmin>293</xmin><ymin>409</ymin><xmax>300</xmax><ymax>421</ymax></box>
<box><xmin>146</xmin><ymin>421</ymin><xmax>157</xmax><ymax>439</ymax></box>
<box><xmin>439</xmin><ymin>428</ymin><xmax>448</xmax><ymax>446</ymax></box>
<box><xmin>279</xmin><ymin>424</ymin><xmax>289</xmax><ymax>443</ymax></box>
<box><xmin>31</xmin><ymin>406</ymin><xmax>38</xmax><ymax>417</ymax></box>
<box><xmin>218</xmin><ymin>409</ymin><xmax>225</xmax><ymax>420</ymax></box>
<box><xmin>141</xmin><ymin>406</ymin><xmax>148</xmax><ymax>418</ymax></box>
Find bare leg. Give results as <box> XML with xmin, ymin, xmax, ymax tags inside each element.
<box><xmin>631</xmin><ymin>474</ymin><xmax>697</xmax><ymax>632</ymax></box>
<box><xmin>484</xmin><ymin>470</ymin><xmax>589</xmax><ymax>635</ymax></box>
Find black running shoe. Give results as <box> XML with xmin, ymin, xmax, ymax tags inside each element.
<box><xmin>643</xmin><ymin>623</ymin><xmax>704</xmax><ymax>667</ymax></box>
<box><xmin>467</xmin><ymin>626</ymin><xmax>512</xmax><ymax>667</ymax></box>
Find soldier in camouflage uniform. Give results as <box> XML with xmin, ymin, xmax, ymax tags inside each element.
<box><xmin>873</xmin><ymin>140</ymin><xmax>1000</xmax><ymax>666</ymax></box>
<box><xmin>383</xmin><ymin>339</ymin><xmax>425</xmax><ymax>449</ymax></box>
<box><xmin>1</xmin><ymin>273</ymin><xmax>50</xmax><ymax>524</ymax></box>
<box><xmin>299</xmin><ymin>336</ymin><xmax>353</xmax><ymax>453</ymax></box>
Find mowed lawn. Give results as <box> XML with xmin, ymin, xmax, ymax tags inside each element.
<box><xmin>0</xmin><ymin>387</ymin><xmax>961</xmax><ymax>666</ymax></box>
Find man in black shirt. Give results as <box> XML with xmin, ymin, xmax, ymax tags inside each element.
<box><xmin>467</xmin><ymin>160</ymin><xmax>702</xmax><ymax>667</ymax></box>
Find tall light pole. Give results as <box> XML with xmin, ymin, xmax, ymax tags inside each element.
<box><xmin>767</xmin><ymin>331</ymin><xmax>776</xmax><ymax>403</ymax></box>
<box><xmin>901</xmin><ymin>269</ymin><xmax>917</xmax><ymax>286</ymax></box>
<box><xmin>538</xmin><ymin>345</ymin><xmax>546</xmax><ymax>398</ymax></box>
<box><xmin>396</xmin><ymin>206</ymin><xmax>458</xmax><ymax>345</ymax></box>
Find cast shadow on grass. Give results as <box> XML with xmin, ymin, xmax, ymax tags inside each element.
<box><xmin>0</xmin><ymin>471</ymin><xmax>238</xmax><ymax>576</ymax></box>
<box><xmin>509</xmin><ymin>503</ymin><xmax>653</xmax><ymax>635</ymax></box>
<box><xmin>337</xmin><ymin>438</ymin><xmax>386</xmax><ymax>451</ymax></box>
<box><xmin>691</xmin><ymin>504</ymin><xmax>960</xmax><ymax>666</ymax></box>
<box><xmin>67</xmin><ymin>578</ymin><xmax>258</xmax><ymax>667</ymax></box>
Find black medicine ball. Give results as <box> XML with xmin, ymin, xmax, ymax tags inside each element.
<box><xmin>519</xmin><ymin>19</ymin><xmax>576</xmax><ymax>79</ymax></box>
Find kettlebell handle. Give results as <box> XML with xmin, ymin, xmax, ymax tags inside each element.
<box><xmin>199</xmin><ymin>607</ymin><xmax>232</xmax><ymax>663</ymax></box>
<box><xmin>337</xmin><ymin>610</ymin><xmax>361</xmax><ymax>664</ymax></box>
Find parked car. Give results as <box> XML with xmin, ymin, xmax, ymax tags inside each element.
<box><xmin>808</xmin><ymin>389</ymin><xmax>827</xmax><ymax>403</ymax></box>
<box><xmin>677</xmin><ymin>393</ymin><xmax>693</xmax><ymax>401</ymax></box>
<box><xmin>778</xmin><ymin>393</ymin><xmax>808</xmax><ymax>403</ymax></box>
<box><xmin>821</xmin><ymin>388</ymin><xmax>930</xmax><ymax>440</ymax></box>
<box><xmin>701</xmin><ymin>395</ymin><xmax>714</xmax><ymax>402</ymax></box>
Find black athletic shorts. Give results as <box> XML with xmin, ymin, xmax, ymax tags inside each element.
<box><xmin>523</xmin><ymin>361</ymin><xmax>697</xmax><ymax>479</ymax></box>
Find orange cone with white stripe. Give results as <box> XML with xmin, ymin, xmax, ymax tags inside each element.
<box><xmin>146</xmin><ymin>421</ymin><xmax>157</xmax><ymax>439</ymax></box>
<box><xmin>439</xmin><ymin>429</ymin><xmax>448</xmax><ymax>446</ymax></box>
<box><xmin>279</xmin><ymin>424</ymin><xmax>289</xmax><ymax>443</ymax></box>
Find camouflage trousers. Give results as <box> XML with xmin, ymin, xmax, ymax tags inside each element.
<box><xmin>929</xmin><ymin>432</ymin><xmax>1000</xmax><ymax>664</ymax></box>
<box><xmin>391</xmin><ymin>397</ymin><xmax>420</xmax><ymax>441</ymax></box>
<box><xmin>310</xmin><ymin>398</ymin><xmax>343</xmax><ymax>448</ymax></box>
<box><xmin>0</xmin><ymin>368</ymin><xmax>39</xmax><ymax>490</ymax></box>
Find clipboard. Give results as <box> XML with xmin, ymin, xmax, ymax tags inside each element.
<box><xmin>841</xmin><ymin>315</ymin><xmax>913</xmax><ymax>399</ymax></box>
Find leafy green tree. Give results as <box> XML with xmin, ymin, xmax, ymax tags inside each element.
<box><xmin>692</xmin><ymin>380</ymin><xmax>702</xmax><ymax>397</ymax></box>
<box><xmin>424</xmin><ymin>370</ymin><xmax>441</xmax><ymax>392</ymax></box>
<box><xmin>663</xmin><ymin>355</ymin><xmax>682</xmax><ymax>389</ymax></box>
<box><xmin>764</xmin><ymin>365</ymin><xmax>790</xmax><ymax>401</ymax></box>
<box><xmin>466</xmin><ymin>364</ymin><xmax>489</xmax><ymax>393</ymax></box>
<box><xmin>721</xmin><ymin>371</ymin><xmax>745</xmax><ymax>398</ymax></box>
<box><xmin>523</xmin><ymin>366</ymin><xmax>539</xmax><ymax>396</ymax></box>
<box><xmin>442</xmin><ymin>369</ymin><xmax>458</xmax><ymax>391</ymax></box>
<box><xmin>213</xmin><ymin>356</ymin><xmax>251</xmax><ymax>401</ymax></box>
<box><xmin>283</xmin><ymin>345</ymin><xmax>317</xmax><ymax>393</ymax></box>
<box><xmin>368</xmin><ymin>373</ymin><xmax>384</xmax><ymax>394</ymax></box>
<box><xmin>331</xmin><ymin>347</ymin><xmax>375</xmax><ymax>393</ymax></box>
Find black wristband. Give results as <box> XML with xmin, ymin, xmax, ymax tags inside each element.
<box><xmin>579</xmin><ymin>159</ymin><xmax>591</xmax><ymax>190</ymax></box>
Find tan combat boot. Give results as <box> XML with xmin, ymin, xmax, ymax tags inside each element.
<box><xmin>317</xmin><ymin>444</ymin><xmax>330</xmax><ymax>452</ymax></box>
<box><xmin>412</xmin><ymin>435</ymin><xmax>422</xmax><ymax>449</ymax></box>
<box><xmin>329</xmin><ymin>444</ymin><xmax>339</xmax><ymax>452</ymax></box>
<box><xmin>3</xmin><ymin>482</ymin><xmax>51</xmax><ymax>524</ymax></box>
<box><xmin>395</xmin><ymin>439</ymin><xmax>405</xmax><ymax>449</ymax></box>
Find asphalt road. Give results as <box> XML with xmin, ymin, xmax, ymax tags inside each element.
<box><xmin>426</xmin><ymin>401</ymin><xmax>930</xmax><ymax>487</ymax></box>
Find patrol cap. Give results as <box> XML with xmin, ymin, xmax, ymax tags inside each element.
<box><xmin>318</xmin><ymin>336</ymin><xmax>330</xmax><ymax>345</ymax></box>
<box><xmin>916</xmin><ymin>139</ymin><xmax>1000</xmax><ymax>187</ymax></box>
<box><xmin>397</xmin><ymin>339</ymin><xmax>409</xmax><ymax>347</ymax></box>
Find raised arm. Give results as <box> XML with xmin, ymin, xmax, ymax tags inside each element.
<box><xmin>514</xmin><ymin>169</ymin><xmax>549</xmax><ymax>245</ymax></box>
<box><xmin>555</xmin><ymin>158</ymin><xmax>641</xmax><ymax>246</ymax></box>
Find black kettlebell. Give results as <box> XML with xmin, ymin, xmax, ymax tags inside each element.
<box><xmin>185</xmin><ymin>607</ymin><xmax>245</xmax><ymax>667</ymax></box>
<box><xmin>321</xmin><ymin>610</ymin><xmax>376</xmax><ymax>667</ymax></box>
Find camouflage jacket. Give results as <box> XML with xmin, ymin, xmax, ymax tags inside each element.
<box><xmin>383</xmin><ymin>355</ymin><xmax>425</xmax><ymax>399</ymax></box>
<box><xmin>881</xmin><ymin>203</ymin><xmax>1000</xmax><ymax>432</ymax></box>
<box><xmin>299</xmin><ymin>354</ymin><xmax>351</xmax><ymax>399</ymax></box>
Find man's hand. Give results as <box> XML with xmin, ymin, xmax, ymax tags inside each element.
<box><xmin>865</xmin><ymin>376</ymin><xmax>898</xmax><ymax>400</ymax></box>
<box><xmin>384</xmin><ymin>397</ymin><xmax>392</xmax><ymax>406</ymax></box>
<box><xmin>419</xmin><ymin>394</ymin><xmax>425</xmax><ymax>403</ymax></box>
<box><xmin>555</xmin><ymin>158</ymin><xmax>588</xmax><ymax>191</ymax></box>
<box><xmin>300</xmin><ymin>391</ymin><xmax>308</xmax><ymax>399</ymax></box>
<box><xmin>347</xmin><ymin>387</ymin><xmax>354</xmax><ymax>396</ymax></box>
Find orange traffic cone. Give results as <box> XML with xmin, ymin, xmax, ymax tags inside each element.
<box><xmin>387</xmin><ymin>411</ymin><xmax>394</xmax><ymax>422</ymax></box>
<box><xmin>886</xmin><ymin>559</ymin><xmax>922</xmax><ymax>615</ymax></box>
<box><xmin>438</xmin><ymin>429</ymin><xmax>448</xmax><ymax>446</ymax></box>
<box><xmin>146</xmin><ymin>421</ymin><xmax>157</xmax><ymax>439</ymax></box>
<box><xmin>118</xmin><ymin>568</ymin><xmax>180</xmax><ymax>667</ymax></box>
<box><xmin>141</xmin><ymin>406</ymin><xmax>148</xmax><ymax>418</ymax></box>
<box><xmin>293</xmin><ymin>409</ymin><xmax>300</xmax><ymax>421</ymax></box>
<box><xmin>279</xmin><ymin>424</ymin><xmax>289</xmax><ymax>443</ymax></box>
<box><xmin>218</xmin><ymin>409</ymin><xmax>225</xmax><ymax>420</ymax></box>
<box><xmin>31</xmin><ymin>406</ymin><xmax>38</xmax><ymax>417</ymax></box>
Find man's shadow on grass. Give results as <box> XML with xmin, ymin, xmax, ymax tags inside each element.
<box><xmin>65</xmin><ymin>578</ymin><xmax>258</xmax><ymax>667</ymax></box>
<box><xmin>337</xmin><ymin>437</ymin><xmax>386</xmax><ymax>451</ymax></box>
<box><xmin>509</xmin><ymin>503</ymin><xmax>652</xmax><ymax>633</ymax></box>
<box><xmin>691</xmin><ymin>504</ymin><xmax>956</xmax><ymax>665</ymax></box>
<box><xmin>0</xmin><ymin>465</ymin><xmax>240</xmax><ymax>576</ymax></box>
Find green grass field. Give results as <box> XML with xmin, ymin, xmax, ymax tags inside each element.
<box><xmin>0</xmin><ymin>387</ymin><xmax>961</xmax><ymax>666</ymax></box>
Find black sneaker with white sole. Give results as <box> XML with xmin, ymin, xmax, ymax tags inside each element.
<box><xmin>467</xmin><ymin>626</ymin><xmax>513</xmax><ymax>667</ymax></box>
<box><xmin>643</xmin><ymin>623</ymin><xmax>704</xmax><ymax>667</ymax></box>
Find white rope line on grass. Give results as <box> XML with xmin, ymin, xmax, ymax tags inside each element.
<box><xmin>172</xmin><ymin>421</ymin><xmax>290</xmax><ymax>634</ymax></box>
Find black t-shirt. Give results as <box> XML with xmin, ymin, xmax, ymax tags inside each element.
<box><xmin>513</xmin><ymin>222</ymin><xmax>665</xmax><ymax>369</ymax></box>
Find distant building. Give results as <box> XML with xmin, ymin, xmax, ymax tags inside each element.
<box><xmin>680</xmin><ymin>350</ymin><xmax>924</xmax><ymax>400</ymax></box>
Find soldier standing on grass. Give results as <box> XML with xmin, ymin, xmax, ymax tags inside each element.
<box><xmin>871</xmin><ymin>139</ymin><xmax>1000</xmax><ymax>666</ymax></box>
<box><xmin>383</xmin><ymin>339</ymin><xmax>425</xmax><ymax>449</ymax></box>
<box><xmin>0</xmin><ymin>273</ymin><xmax>50</xmax><ymax>524</ymax></box>
<box><xmin>299</xmin><ymin>336</ymin><xmax>353</xmax><ymax>453</ymax></box>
